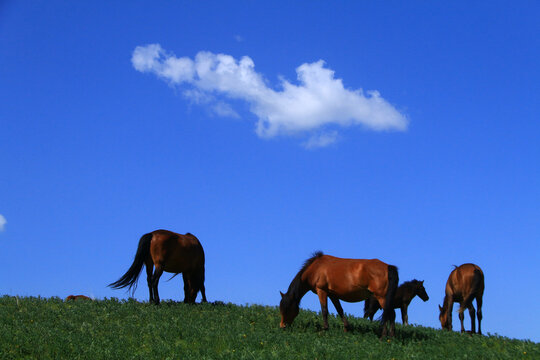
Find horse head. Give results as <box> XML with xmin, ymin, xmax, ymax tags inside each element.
<box><xmin>439</xmin><ymin>304</ymin><xmax>451</xmax><ymax>330</ymax></box>
<box><xmin>279</xmin><ymin>291</ymin><xmax>299</xmax><ymax>328</ymax></box>
<box><xmin>416</xmin><ymin>280</ymin><xmax>429</xmax><ymax>302</ymax></box>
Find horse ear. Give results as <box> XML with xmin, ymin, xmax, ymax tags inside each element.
<box><xmin>421</xmin><ymin>280</ymin><xmax>424</xmax><ymax>284</ymax></box>
<box><xmin>438</xmin><ymin>305</ymin><xmax>443</xmax><ymax>311</ymax></box>
<box><xmin>280</xmin><ymin>291</ymin><xmax>285</xmax><ymax>298</ymax></box>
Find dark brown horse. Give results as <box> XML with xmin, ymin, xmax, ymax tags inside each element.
<box><xmin>364</xmin><ymin>279</ymin><xmax>429</xmax><ymax>325</ymax></box>
<box><xmin>109</xmin><ymin>230</ymin><xmax>207</xmax><ymax>305</ymax></box>
<box><xmin>279</xmin><ymin>252</ymin><xmax>399</xmax><ymax>337</ymax></box>
<box><xmin>439</xmin><ymin>263</ymin><xmax>484</xmax><ymax>334</ymax></box>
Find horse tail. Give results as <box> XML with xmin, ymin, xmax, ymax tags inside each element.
<box><xmin>196</xmin><ymin>244</ymin><xmax>207</xmax><ymax>302</ymax></box>
<box><xmin>185</xmin><ymin>236</ymin><xmax>207</xmax><ymax>302</ymax></box>
<box><xmin>108</xmin><ymin>232</ymin><xmax>153</xmax><ymax>293</ymax></box>
<box><xmin>196</xmin><ymin>263</ymin><xmax>207</xmax><ymax>302</ymax></box>
<box><xmin>381</xmin><ymin>264</ymin><xmax>399</xmax><ymax>326</ymax></box>
<box><xmin>458</xmin><ymin>268</ymin><xmax>483</xmax><ymax>314</ymax></box>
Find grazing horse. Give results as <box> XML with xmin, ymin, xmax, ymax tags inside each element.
<box><xmin>364</xmin><ymin>279</ymin><xmax>429</xmax><ymax>325</ymax></box>
<box><xmin>279</xmin><ymin>252</ymin><xmax>399</xmax><ymax>338</ymax></box>
<box><xmin>66</xmin><ymin>295</ymin><xmax>92</xmax><ymax>301</ymax></box>
<box><xmin>109</xmin><ymin>230</ymin><xmax>207</xmax><ymax>305</ymax></box>
<box><xmin>439</xmin><ymin>263</ymin><xmax>484</xmax><ymax>334</ymax></box>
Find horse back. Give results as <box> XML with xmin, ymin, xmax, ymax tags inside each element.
<box><xmin>302</xmin><ymin>256</ymin><xmax>390</xmax><ymax>302</ymax></box>
<box><xmin>446</xmin><ymin>263</ymin><xmax>484</xmax><ymax>300</ymax></box>
<box><xmin>149</xmin><ymin>230</ymin><xmax>205</xmax><ymax>273</ymax></box>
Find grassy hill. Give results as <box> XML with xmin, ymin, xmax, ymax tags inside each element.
<box><xmin>0</xmin><ymin>296</ymin><xmax>537</xmax><ymax>359</ymax></box>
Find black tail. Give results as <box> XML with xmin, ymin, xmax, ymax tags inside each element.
<box><xmin>108</xmin><ymin>232</ymin><xmax>153</xmax><ymax>294</ymax></box>
<box><xmin>381</xmin><ymin>265</ymin><xmax>399</xmax><ymax>326</ymax></box>
<box><xmin>459</xmin><ymin>268</ymin><xmax>483</xmax><ymax>313</ymax></box>
<box><xmin>194</xmin><ymin>265</ymin><xmax>207</xmax><ymax>302</ymax></box>
<box><xmin>195</xmin><ymin>245</ymin><xmax>207</xmax><ymax>302</ymax></box>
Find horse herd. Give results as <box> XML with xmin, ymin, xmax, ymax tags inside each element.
<box><xmin>107</xmin><ymin>229</ymin><xmax>485</xmax><ymax>338</ymax></box>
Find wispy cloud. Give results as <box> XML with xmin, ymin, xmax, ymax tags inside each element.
<box><xmin>132</xmin><ymin>44</ymin><xmax>408</xmax><ymax>146</ymax></box>
<box><xmin>0</xmin><ymin>214</ymin><xmax>6</xmax><ymax>231</ymax></box>
<box><xmin>211</xmin><ymin>101</ymin><xmax>240</xmax><ymax>118</ymax></box>
<box><xmin>303</xmin><ymin>131</ymin><xmax>340</xmax><ymax>149</ymax></box>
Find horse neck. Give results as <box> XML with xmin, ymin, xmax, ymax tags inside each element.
<box><xmin>286</xmin><ymin>273</ymin><xmax>309</xmax><ymax>305</ymax></box>
<box><xmin>441</xmin><ymin>294</ymin><xmax>451</xmax><ymax>314</ymax></box>
<box><xmin>397</xmin><ymin>284</ymin><xmax>416</xmax><ymax>304</ymax></box>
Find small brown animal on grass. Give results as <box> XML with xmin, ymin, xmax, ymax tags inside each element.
<box><xmin>66</xmin><ymin>295</ymin><xmax>92</xmax><ymax>301</ymax></box>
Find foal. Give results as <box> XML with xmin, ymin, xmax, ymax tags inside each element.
<box><xmin>66</xmin><ymin>295</ymin><xmax>92</xmax><ymax>301</ymax></box>
<box><xmin>364</xmin><ymin>279</ymin><xmax>429</xmax><ymax>325</ymax></box>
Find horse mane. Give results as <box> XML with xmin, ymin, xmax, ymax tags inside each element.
<box><xmin>397</xmin><ymin>279</ymin><xmax>421</xmax><ymax>296</ymax></box>
<box><xmin>299</xmin><ymin>251</ymin><xmax>324</xmax><ymax>275</ymax></box>
<box><xmin>399</xmin><ymin>279</ymin><xmax>421</xmax><ymax>289</ymax></box>
<box><xmin>282</xmin><ymin>251</ymin><xmax>324</xmax><ymax>308</ymax></box>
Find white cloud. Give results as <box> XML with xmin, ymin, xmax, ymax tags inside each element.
<box><xmin>132</xmin><ymin>44</ymin><xmax>408</xmax><ymax>146</ymax></box>
<box><xmin>212</xmin><ymin>101</ymin><xmax>240</xmax><ymax>118</ymax></box>
<box><xmin>303</xmin><ymin>131</ymin><xmax>340</xmax><ymax>149</ymax></box>
<box><xmin>0</xmin><ymin>214</ymin><xmax>6</xmax><ymax>231</ymax></box>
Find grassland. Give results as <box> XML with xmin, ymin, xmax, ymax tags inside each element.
<box><xmin>0</xmin><ymin>296</ymin><xmax>537</xmax><ymax>359</ymax></box>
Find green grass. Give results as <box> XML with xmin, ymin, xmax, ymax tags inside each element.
<box><xmin>0</xmin><ymin>296</ymin><xmax>537</xmax><ymax>359</ymax></box>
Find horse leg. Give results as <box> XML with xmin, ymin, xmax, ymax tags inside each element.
<box><xmin>476</xmin><ymin>296</ymin><xmax>483</xmax><ymax>335</ymax></box>
<box><xmin>364</xmin><ymin>297</ymin><xmax>378</xmax><ymax>321</ymax></box>
<box><xmin>145</xmin><ymin>259</ymin><xmax>154</xmax><ymax>303</ymax></box>
<box><xmin>200</xmin><ymin>283</ymin><xmax>207</xmax><ymax>303</ymax></box>
<box><xmin>316</xmin><ymin>289</ymin><xmax>329</xmax><ymax>330</ymax></box>
<box><xmin>468</xmin><ymin>304</ymin><xmax>476</xmax><ymax>334</ymax></box>
<box><xmin>401</xmin><ymin>305</ymin><xmax>408</xmax><ymax>326</ymax></box>
<box><xmin>458</xmin><ymin>305</ymin><xmax>466</xmax><ymax>333</ymax></box>
<box><xmin>446</xmin><ymin>298</ymin><xmax>454</xmax><ymax>331</ymax></box>
<box><xmin>329</xmin><ymin>296</ymin><xmax>350</xmax><ymax>332</ymax></box>
<box><xmin>375</xmin><ymin>296</ymin><xmax>391</xmax><ymax>337</ymax></box>
<box><xmin>363</xmin><ymin>298</ymin><xmax>371</xmax><ymax>319</ymax></box>
<box><xmin>151</xmin><ymin>265</ymin><xmax>164</xmax><ymax>305</ymax></box>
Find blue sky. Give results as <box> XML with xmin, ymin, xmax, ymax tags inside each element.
<box><xmin>1</xmin><ymin>1</ymin><xmax>539</xmax><ymax>342</ymax></box>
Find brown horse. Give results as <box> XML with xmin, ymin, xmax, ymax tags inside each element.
<box><xmin>279</xmin><ymin>252</ymin><xmax>399</xmax><ymax>337</ymax></box>
<box><xmin>439</xmin><ymin>263</ymin><xmax>484</xmax><ymax>334</ymax></box>
<box><xmin>66</xmin><ymin>295</ymin><xmax>92</xmax><ymax>301</ymax></box>
<box><xmin>109</xmin><ymin>229</ymin><xmax>207</xmax><ymax>305</ymax></box>
<box><xmin>364</xmin><ymin>279</ymin><xmax>429</xmax><ymax>325</ymax></box>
